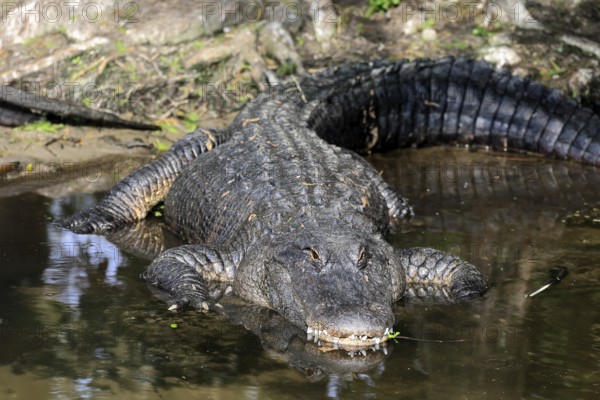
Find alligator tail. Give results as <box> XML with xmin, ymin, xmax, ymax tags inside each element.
<box><xmin>307</xmin><ymin>57</ymin><xmax>600</xmax><ymax>166</ymax></box>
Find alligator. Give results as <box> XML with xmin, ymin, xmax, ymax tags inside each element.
<box><xmin>61</xmin><ymin>57</ymin><xmax>600</xmax><ymax>348</ymax></box>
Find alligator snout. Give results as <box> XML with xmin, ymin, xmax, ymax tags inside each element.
<box><xmin>307</xmin><ymin>304</ymin><xmax>395</xmax><ymax>347</ymax></box>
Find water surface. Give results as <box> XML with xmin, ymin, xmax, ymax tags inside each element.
<box><xmin>1</xmin><ymin>147</ymin><xmax>599</xmax><ymax>399</ymax></box>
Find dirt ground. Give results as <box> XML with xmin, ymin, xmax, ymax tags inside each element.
<box><xmin>1</xmin><ymin>0</ymin><xmax>599</xmax><ymax>187</ymax></box>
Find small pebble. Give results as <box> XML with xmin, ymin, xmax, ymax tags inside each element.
<box><xmin>421</xmin><ymin>28</ymin><xmax>437</xmax><ymax>42</ymax></box>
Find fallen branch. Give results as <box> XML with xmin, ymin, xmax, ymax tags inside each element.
<box><xmin>561</xmin><ymin>34</ymin><xmax>600</xmax><ymax>60</ymax></box>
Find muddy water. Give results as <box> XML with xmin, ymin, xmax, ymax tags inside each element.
<box><xmin>0</xmin><ymin>147</ymin><xmax>599</xmax><ymax>399</ymax></box>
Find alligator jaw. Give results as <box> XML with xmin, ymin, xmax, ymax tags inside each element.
<box><xmin>306</xmin><ymin>326</ymin><xmax>393</xmax><ymax>349</ymax></box>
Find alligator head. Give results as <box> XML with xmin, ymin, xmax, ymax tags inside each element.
<box><xmin>235</xmin><ymin>229</ymin><xmax>405</xmax><ymax>348</ymax></box>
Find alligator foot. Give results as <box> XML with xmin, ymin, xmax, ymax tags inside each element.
<box><xmin>141</xmin><ymin>244</ymin><xmax>234</xmax><ymax>311</ymax></box>
<box><xmin>398</xmin><ymin>247</ymin><xmax>488</xmax><ymax>302</ymax></box>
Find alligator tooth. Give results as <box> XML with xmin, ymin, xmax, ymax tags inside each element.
<box><xmin>322</xmin><ymin>330</ymin><xmax>328</xmax><ymax>336</ymax></box>
<box><xmin>360</xmin><ymin>350</ymin><xmax>367</xmax><ymax>357</ymax></box>
<box><xmin>361</xmin><ymin>335</ymin><xmax>367</xmax><ymax>341</ymax></box>
<box><xmin>333</xmin><ymin>337</ymin><xmax>339</xmax><ymax>343</ymax></box>
<box><xmin>383</xmin><ymin>347</ymin><xmax>388</xmax><ymax>355</ymax></box>
<box><xmin>168</xmin><ymin>304</ymin><xmax>178</xmax><ymax>311</ymax></box>
<box><xmin>374</xmin><ymin>337</ymin><xmax>380</xmax><ymax>344</ymax></box>
<box><xmin>383</xmin><ymin>328</ymin><xmax>389</xmax><ymax>335</ymax></box>
<box><xmin>315</xmin><ymin>329</ymin><xmax>320</xmax><ymax>338</ymax></box>
<box><xmin>307</xmin><ymin>327</ymin><xmax>314</xmax><ymax>334</ymax></box>
<box><xmin>201</xmin><ymin>301</ymin><xmax>209</xmax><ymax>310</ymax></box>
<box><xmin>314</xmin><ymin>334</ymin><xmax>318</xmax><ymax>343</ymax></box>
<box><xmin>333</xmin><ymin>342</ymin><xmax>339</xmax><ymax>350</ymax></box>
<box><xmin>349</xmin><ymin>334</ymin><xmax>355</xmax><ymax>341</ymax></box>
<box><xmin>374</xmin><ymin>344</ymin><xmax>380</xmax><ymax>351</ymax></box>
<box><xmin>348</xmin><ymin>351</ymin><xmax>355</xmax><ymax>358</ymax></box>
<box><xmin>318</xmin><ymin>340</ymin><xmax>322</xmax><ymax>346</ymax></box>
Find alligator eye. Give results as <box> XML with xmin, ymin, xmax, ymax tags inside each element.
<box><xmin>305</xmin><ymin>248</ymin><xmax>320</xmax><ymax>262</ymax></box>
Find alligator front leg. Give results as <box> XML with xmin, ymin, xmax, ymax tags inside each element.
<box><xmin>398</xmin><ymin>247</ymin><xmax>487</xmax><ymax>302</ymax></box>
<box><xmin>339</xmin><ymin>148</ymin><xmax>413</xmax><ymax>222</ymax></box>
<box><xmin>61</xmin><ymin>128</ymin><xmax>227</xmax><ymax>234</ymax></box>
<box><xmin>141</xmin><ymin>244</ymin><xmax>235</xmax><ymax>311</ymax></box>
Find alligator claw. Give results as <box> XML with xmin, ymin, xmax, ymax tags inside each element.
<box><xmin>144</xmin><ymin>276</ymin><xmax>207</xmax><ymax>313</ymax></box>
<box><xmin>157</xmin><ymin>290</ymin><xmax>209</xmax><ymax>312</ymax></box>
<box><xmin>168</xmin><ymin>301</ymin><xmax>208</xmax><ymax>311</ymax></box>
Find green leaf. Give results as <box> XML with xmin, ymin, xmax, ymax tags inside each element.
<box><xmin>472</xmin><ymin>25</ymin><xmax>488</xmax><ymax>37</ymax></box>
<box><xmin>157</xmin><ymin>121</ymin><xmax>179</xmax><ymax>134</ymax></box>
<box><xmin>387</xmin><ymin>331</ymin><xmax>400</xmax><ymax>339</ymax></box>
<box><xmin>183</xmin><ymin>112</ymin><xmax>199</xmax><ymax>131</ymax></box>
<box><xmin>154</xmin><ymin>139</ymin><xmax>171</xmax><ymax>152</ymax></box>
<box><xmin>367</xmin><ymin>0</ymin><xmax>401</xmax><ymax>16</ymax></box>
<box><xmin>14</xmin><ymin>121</ymin><xmax>65</xmax><ymax>133</ymax></box>
<box><xmin>115</xmin><ymin>39</ymin><xmax>126</xmax><ymax>53</ymax></box>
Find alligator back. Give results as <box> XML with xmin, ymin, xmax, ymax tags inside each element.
<box><xmin>164</xmin><ymin>117</ymin><xmax>390</xmax><ymax>247</ymax></box>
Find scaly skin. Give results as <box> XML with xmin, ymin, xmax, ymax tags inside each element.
<box><xmin>62</xmin><ymin>57</ymin><xmax>600</xmax><ymax>347</ymax></box>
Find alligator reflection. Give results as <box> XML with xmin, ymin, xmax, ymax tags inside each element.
<box><xmin>44</xmin><ymin>213</ymin><xmax>126</xmax><ymax>307</ymax></box>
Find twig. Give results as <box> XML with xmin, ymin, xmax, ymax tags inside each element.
<box><xmin>394</xmin><ymin>335</ymin><xmax>465</xmax><ymax>343</ymax></box>
<box><xmin>135</xmin><ymin>52</ymin><xmax>165</xmax><ymax>78</ymax></box>
<box><xmin>71</xmin><ymin>53</ymin><xmax>123</xmax><ymax>81</ymax></box>
<box><xmin>0</xmin><ymin>38</ymin><xmax>110</xmax><ymax>83</ymax></box>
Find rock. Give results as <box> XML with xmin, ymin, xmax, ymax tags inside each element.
<box><xmin>568</xmin><ymin>68</ymin><xmax>595</xmax><ymax>95</ymax></box>
<box><xmin>309</xmin><ymin>0</ymin><xmax>337</xmax><ymax>46</ymax></box>
<box><xmin>481</xmin><ymin>46</ymin><xmax>522</xmax><ymax>67</ymax></box>
<box><xmin>487</xmin><ymin>0</ymin><xmax>544</xmax><ymax>30</ymax></box>
<box><xmin>0</xmin><ymin>0</ymin><xmax>115</xmax><ymax>47</ymax></box>
<box><xmin>532</xmin><ymin>0</ymin><xmax>584</xmax><ymax>13</ymax></box>
<box><xmin>0</xmin><ymin>0</ymin><xmax>260</xmax><ymax>47</ymax></box>
<box><xmin>401</xmin><ymin>16</ymin><xmax>421</xmax><ymax>36</ymax></box>
<box><xmin>488</xmin><ymin>33</ymin><xmax>512</xmax><ymax>47</ymax></box>
<box><xmin>421</xmin><ymin>28</ymin><xmax>437</xmax><ymax>42</ymax></box>
<box><xmin>124</xmin><ymin>0</ymin><xmax>258</xmax><ymax>45</ymax></box>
